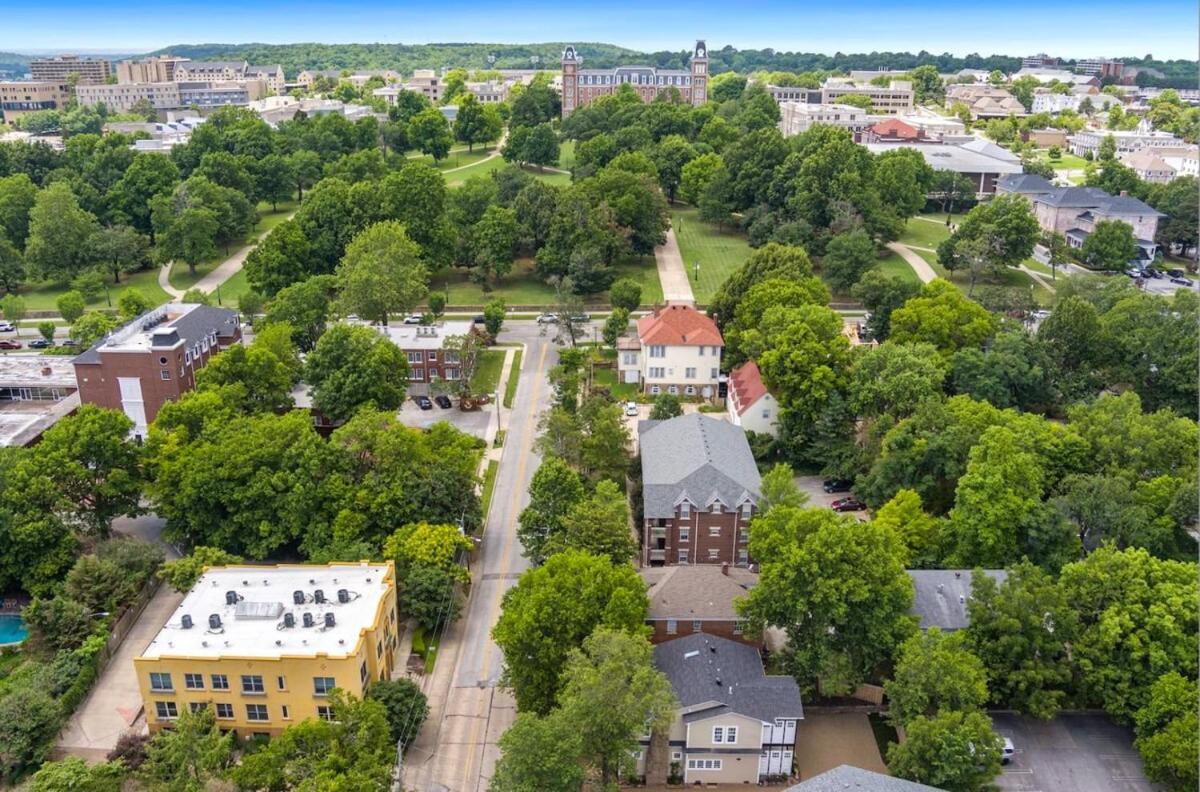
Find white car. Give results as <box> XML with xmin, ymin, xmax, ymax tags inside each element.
<box><xmin>402</xmin><ymin>314</ymin><xmax>424</xmax><ymax>325</ymax></box>
<box><xmin>536</xmin><ymin>313</ymin><xmax>559</xmax><ymax>324</ymax></box>
<box><xmin>1001</xmin><ymin>738</ymin><xmax>1015</xmax><ymax>765</ymax></box>
<box><xmin>624</xmin><ymin>401</ymin><xmax>639</xmax><ymax>417</ymax></box>
<box><xmin>0</xmin><ymin>321</ymin><xmax>13</xmax><ymax>333</ymax></box>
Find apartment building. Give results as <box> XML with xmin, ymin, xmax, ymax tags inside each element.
<box><xmin>617</xmin><ymin>304</ymin><xmax>723</xmax><ymax>398</ymax></box>
<box><xmin>777</xmin><ymin>102</ymin><xmax>870</xmax><ymax>139</ymax></box>
<box><xmin>30</xmin><ymin>55</ymin><xmax>111</xmax><ymax>85</ymax></box>
<box><xmin>1076</xmin><ymin>58</ymin><xmax>1123</xmax><ymax>80</ymax></box>
<box><xmin>635</xmin><ymin>634</ymin><xmax>803</xmax><ymax>784</ymax></box>
<box><xmin>908</xmin><ymin>569</ymin><xmax>1007</xmax><ymax>632</ymax></box>
<box><xmin>179</xmin><ymin>80</ymin><xmax>267</xmax><ymax>108</ymax></box>
<box><xmin>117</xmin><ymin>56</ymin><xmax>190</xmax><ymax>84</ymax></box>
<box><xmin>297</xmin><ymin>69</ymin><xmax>401</xmax><ymax>90</ymax></box>
<box><xmin>175</xmin><ymin>61</ymin><xmax>284</xmax><ymax>94</ymax></box>
<box><xmin>945</xmin><ymin>84</ymin><xmax>1026</xmax><ymax>119</ymax></box>
<box><xmin>1068</xmin><ymin>124</ymin><xmax>1185</xmax><ymax>158</ymax></box>
<box><xmin>72</xmin><ymin>303</ymin><xmax>241</xmax><ymax>438</ymax></box>
<box><xmin>0</xmin><ymin>81</ymin><xmax>72</xmax><ymax>126</ymax></box>
<box><xmin>639</xmin><ymin>414</ymin><xmax>761</xmax><ymax>568</ymax></box>
<box><xmin>767</xmin><ymin>85</ymin><xmax>822</xmax><ymax>104</ymax></box>
<box><xmin>136</xmin><ymin>562</ymin><xmax>398</xmax><ymax>738</ymax></box>
<box><xmin>1022</xmin><ymin>53</ymin><xmax>1061</xmax><ymax>69</ymax></box>
<box><xmin>464</xmin><ymin>80</ymin><xmax>510</xmax><ymax>103</ymax></box>
<box><xmin>77</xmin><ymin>82</ymin><xmax>181</xmax><ymax>112</ymax></box>
<box><xmin>1030</xmin><ymin>89</ymin><xmax>1120</xmax><ymax>115</ymax></box>
<box><xmin>377</xmin><ymin>321</ymin><xmax>478</xmax><ymax>388</ymax></box>
<box><xmin>403</xmin><ymin>69</ymin><xmax>444</xmax><ymax>102</ymax></box>
<box><xmin>562</xmin><ymin>40</ymin><xmax>709</xmax><ymax>118</ymax></box>
<box><xmin>246</xmin><ymin>65</ymin><xmax>286</xmax><ymax>94</ymax></box>
<box><xmin>821</xmin><ymin>78</ymin><xmax>913</xmax><ymax>114</ymax></box>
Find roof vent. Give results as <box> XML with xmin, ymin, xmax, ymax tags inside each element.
<box><xmin>293</xmin><ymin>590</ymin><xmax>305</xmax><ymax>605</ymax></box>
<box><xmin>224</xmin><ymin>590</ymin><xmax>239</xmax><ymax>605</ymax></box>
<box><xmin>323</xmin><ymin>612</ymin><xmax>336</xmax><ymax>629</ymax></box>
<box><xmin>303</xmin><ymin>612</ymin><xmax>315</xmax><ymax>628</ymax></box>
<box><xmin>337</xmin><ymin>589</ymin><xmax>350</xmax><ymax>603</ymax></box>
<box><xmin>283</xmin><ymin>612</ymin><xmax>295</xmax><ymax>628</ymax></box>
<box><xmin>275</xmin><ymin>639</ymin><xmax>282</xmax><ymax>646</ymax></box>
<box><xmin>314</xmin><ymin>589</ymin><xmax>325</xmax><ymax>604</ymax></box>
<box><xmin>208</xmin><ymin>614</ymin><xmax>222</xmax><ymax>631</ymax></box>
<box><xmin>309</xmin><ymin>578</ymin><xmax>316</xmax><ymax>585</ymax></box>
<box><xmin>181</xmin><ymin>614</ymin><xmax>193</xmax><ymax>629</ymax></box>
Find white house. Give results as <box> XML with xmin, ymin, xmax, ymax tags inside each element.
<box><xmin>618</xmin><ymin>305</ymin><xmax>723</xmax><ymax>399</ymax></box>
<box><xmin>726</xmin><ymin>361</ymin><xmax>779</xmax><ymax>438</ymax></box>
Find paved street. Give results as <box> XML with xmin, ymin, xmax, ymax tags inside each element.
<box><xmin>402</xmin><ymin>321</ymin><xmax>560</xmax><ymax>792</ymax></box>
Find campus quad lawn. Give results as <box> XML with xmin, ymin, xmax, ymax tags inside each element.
<box><xmin>169</xmin><ymin>202</ymin><xmax>298</xmax><ymax>292</ymax></box>
<box><xmin>670</xmin><ymin>207</ymin><xmax>752</xmax><ymax>305</ymax></box>
<box><xmin>872</xmin><ymin>251</ymin><xmax>923</xmax><ymax>286</ymax></box>
<box><xmin>898</xmin><ymin>216</ymin><xmax>952</xmax><ymax>250</ymax></box>
<box><xmin>429</xmin><ymin>255</ymin><xmax>661</xmax><ymax>308</ymax></box>
<box><xmin>1036</xmin><ymin>150</ymin><xmax>1088</xmax><ymax>171</ymax></box>
<box><xmin>15</xmin><ymin>266</ymin><xmax>171</xmax><ymax>313</ymax></box>
<box><xmin>470</xmin><ymin>349</ymin><xmax>506</xmax><ymax>395</ymax></box>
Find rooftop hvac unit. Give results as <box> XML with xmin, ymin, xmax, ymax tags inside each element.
<box><xmin>323</xmin><ymin>612</ymin><xmax>336</xmax><ymax>629</ymax></box>
<box><xmin>302</xmin><ymin>612</ymin><xmax>315</xmax><ymax>628</ymax></box>
<box><xmin>283</xmin><ymin>612</ymin><xmax>295</xmax><ymax>628</ymax></box>
<box><xmin>337</xmin><ymin>589</ymin><xmax>350</xmax><ymax>603</ymax></box>
<box><xmin>208</xmin><ymin>614</ymin><xmax>222</xmax><ymax>630</ymax></box>
<box><xmin>224</xmin><ymin>590</ymin><xmax>239</xmax><ymax>605</ymax></box>
<box><xmin>181</xmin><ymin>614</ymin><xmax>193</xmax><ymax>629</ymax></box>
<box><xmin>313</xmin><ymin>589</ymin><xmax>326</xmax><ymax>604</ymax></box>
<box><xmin>292</xmin><ymin>590</ymin><xmax>305</xmax><ymax>605</ymax></box>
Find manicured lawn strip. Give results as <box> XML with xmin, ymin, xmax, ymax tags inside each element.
<box><xmin>471</xmin><ymin>349</ymin><xmax>506</xmax><ymax>395</ymax></box>
<box><xmin>528</xmin><ymin>169</ymin><xmax>572</xmax><ymax>187</ymax></box>
<box><xmin>610</xmin><ymin>255</ymin><xmax>663</xmax><ymax>306</ymax></box>
<box><xmin>480</xmin><ymin>459</ymin><xmax>500</xmax><ymax>518</ymax></box>
<box><xmin>430</xmin><ymin>255</ymin><xmax>660</xmax><ymax>308</ymax></box>
<box><xmin>898</xmin><ymin>216</ymin><xmax>952</xmax><ymax>250</ymax></box>
<box><xmin>15</xmin><ymin>267</ymin><xmax>171</xmax><ymax>313</ymax></box>
<box><xmin>671</xmin><ymin>207</ymin><xmax>752</xmax><ymax>305</ymax></box>
<box><xmin>873</xmin><ymin>251</ymin><xmax>923</xmax><ymax>286</ymax></box>
<box><xmin>502</xmin><ymin>349</ymin><xmax>523</xmax><ymax>408</ymax></box>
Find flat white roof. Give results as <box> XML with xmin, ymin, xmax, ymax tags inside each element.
<box><xmin>377</xmin><ymin>320</ymin><xmax>475</xmax><ymax>350</ymax></box>
<box><xmin>0</xmin><ymin>355</ymin><xmax>78</xmax><ymax>389</ymax></box>
<box><xmin>140</xmin><ymin>562</ymin><xmax>393</xmax><ymax>661</ymax></box>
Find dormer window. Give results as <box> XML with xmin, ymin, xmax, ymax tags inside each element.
<box><xmin>679</xmin><ymin>501</ymin><xmax>691</xmax><ymax>518</ymax></box>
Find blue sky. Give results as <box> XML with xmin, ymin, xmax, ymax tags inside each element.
<box><xmin>3</xmin><ymin>0</ymin><xmax>1197</xmax><ymax>60</ymax></box>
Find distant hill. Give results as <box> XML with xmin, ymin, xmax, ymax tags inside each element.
<box><xmin>0</xmin><ymin>51</ymin><xmax>29</xmax><ymax>76</ymax></box>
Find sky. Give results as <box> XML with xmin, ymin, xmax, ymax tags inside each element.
<box><xmin>3</xmin><ymin>0</ymin><xmax>1197</xmax><ymax>60</ymax></box>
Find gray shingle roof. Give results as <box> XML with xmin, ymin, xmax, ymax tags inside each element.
<box><xmin>996</xmin><ymin>173</ymin><xmax>1056</xmax><ymax>193</ymax></box>
<box><xmin>639</xmin><ymin>415</ymin><xmax>761</xmax><ymax>519</ymax></box>
<box><xmin>73</xmin><ymin>305</ymin><xmax>239</xmax><ymax>365</ymax></box>
<box><xmin>654</xmin><ymin>633</ymin><xmax>803</xmax><ymax>723</ymax></box>
<box><xmin>787</xmin><ymin>765</ymin><xmax>945</xmax><ymax>791</ymax></box>
<box><xmin>1033</xmin><ymin>186</ymin><xmax>1164</xmax><ymax>216</ymax></box>
<box><xmin>640</xmin><ymin>565</ymin><xmax>757</xmax><ymax>621</ymax></box>
<box><xmin>907</xmin><ymin>569</ymin><xmax>1007</xmax><ymax>631</ymax></box>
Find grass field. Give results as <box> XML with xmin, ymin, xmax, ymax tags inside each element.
<box><xmin>898</xmin><ymin>216</ymin><xmax>953</xmax><ymax>250</ymax></box>
<box><xmin>558</xmin><ymin>140</ymin><xmax>576</xmax><ymax>170</ymax></box>
<box><xmin>429</xmin><ymin>255</ymin><xmax>660</xmax><ymax>308</ymax></box>
<box><xmin>592</xmin><ymin>365</ymin><xmax>638</xmax><ymax>400</ymax></box>
<box><xmin>671</xmin><ymin>207</ymin><xmax>751</xmax><ymax>305</ymax></box>
<box><xmin>480</xmin><ymin>459</ymin><xmax>500</xmax><ymax>519</ymax></box>
<box><xmin>503</xmin><ymin>349</ymin><xmax>523</xmax><ymax>408</ymax></box>
<box><xmin>14</xmin><ymin>267</ymin><xmax>171</xmax><ymax>313</ymax></box>
<box><xmin>1036</xmin><ymin>150</ymin><xmax>1088</xmax><ymax>171</ymax></box>
<box><xmin>873</xmin><ymin>251</ymin><xmax>923</xmax><ymax>285</ymax></box>
<box><xmin>169</xmin><ymin>201</ymin><xmax>298</xmax><ymax>292</ymax></box>
<box><xmin>471</xmin><ymin>349</ymin><xmax>506</xmax><ymax>395</ymax></box>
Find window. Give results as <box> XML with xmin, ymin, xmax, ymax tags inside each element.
<box><xmin>276</xmin><ymin>675</ymin><xmax>286</xmax><ymax>691</ymax></box>
<box><xmin>741</xmin><ymin>502</ymin><xmax>753</xmax><ymax>517</ymax></box>
<box><xmin>672</xmin><ymin>752</ymin><xmax>682</xmax><ymax>761</ymax></box>
<box><xmin>685</xmin><ymin>385</ymin><xmax>695</xmax><ymax>395</ymax></box>
<box><xmin>726</xmin><ymin>726</ymin><xmax>738</xmax><ymax>742</ymax></box>
<box><xmin>678</xmin><ymin>526</ymin><xmax>689</xmax><ymax>542</ymax></box>
<box><xmin>215</xmin><ymin>702</ymin><xmax>234</xmax><ymax>719</ymax></box>
<box><xmin>685</xmin><ymin>367</ymin><xmax>696</xmax><ymax>379</ymax></box>
<box><xmin>666</xmin><ymin>619</ymin><xmax>677</xmax><ymax>635</ymax></box>
<box><xmin>160</xmin><ymin>370</ymin><xmax>170</xmax><ymax>381</ymax></box>
<box><xmin>155</xmin><ymin>701</ymin><xmax>178</xmax><ymax>720</ymax></box>
<box><xmin>184</xmin><ymin>673</ymin><xmax>204</xmax><ymax>690</ymax></box>
<box><xmin>189</xmin><ymin>702</ymin><xmax>207</xmax><ymax>713</ymax></box>
<box><xmin>410</xmin><ymin>368</ymin><xmax>425</xmax><ymax>380</ymax></box>
<box><xmin>707</xmin><ymin>549</ymin><xmax>720</xmax><ymax>560</ymax></box>
<box><xmin>427</xmin><ymin>351</ymin><xmax>437</xmax><ymax>361</ymax></box>
<box><xmin>282</xmin><ymin>705</ymin><xmax>290</xmax><ymax>719</ymax></box>
<box><xmin>698</xmin><ymin>346</ymin><xmax>705</xmax><ymax>356</ymax></box>
<box><xmin>406</xmin><ymin>351</ymin><xmax>421</xmax><ymax>364</ymax></box>
<box><xmin>622</xmin><ymin>352</ymin><xmax>638</xmax><ymax>365</ymax></box>
<box><xmin>679</xmin><ymin>501</ymin><xmax>691</xmax><ymax>517</ymax></box>
<box><xmin>649</xmin><ymin>367</ymin><xmax>665</xmax><ymax>378</ymax></box>
<box><xmin>648</xmin><ymin>345</ymin><xmax>665</xmax><ymax>358</ymax></box>
<box><xmin>687</xmin><ymin>759</ymin><xmax>722</xmax><ymax>770</ymax></box>
<box><xmin>650</xmin><ymin>385</ymin><xmax>661</xmax><ymax>395</ymax></box>
<box><xmin>317</xmin><ymin>705</ymin><xmax>334</xmax><ymax>721</ymax></box>
<box><xmin>710</xmin><ymin>368</ymin><xmax>718</xmax><ymax>379</ymax></box>
<box><xmin>314</xmin><ymin>677</ymin><xmax>336</xmax><ymax>696</ymax></box>
<box><xmin>762</xmin><ymin>409</ymin><xmax>771</xmax><ymax>419</ymax></box>
<box><xmin>709</xmin><ymin>525</ymin><xmax>721</xmax><ymax>536</ymax></box>
<box><xmin>668</xmin><ymin>385</ymin><xmax>678</xmax><ymax>395</ymax></box>
<box><xmin>445</xmin><ymin>367</ymin><xmax>460</xmax><ymax>381</ymax></box>
<box><xmin>360</xmin><ymin>661</ymin><xmax>368</xmax><ymax>684</ymax></box>
<box><xmin>678</xmin><ymin>549</ymin><xmax>689</xmax><ymax>564</ymax></box>
<box><xmin>149</xmin><ymin>672</ymin><xmax>173</xmax><ymax>692</ymax></box>
<box><xmin>246</xmin><ymin>704</ymin><xmax>269</xmax><ymax>721</ymax></box>
<box><xmin>241</xmin><ymin>675</ymin><xmax>264</xmax><ymax>694</ymax></box>
<box><xmin>211</xmin><ymin>674</ymin><xmax>229</xmax><ymax>690</ymax></box>
<box><xmin>377</xmin><ymin>639</ymin><xmax>384</xmax><ymax>657</ymax></box>
<box><xmin>693</xmin><ymin>620</ymin><xmax>703</xmax><ymax>632</ymax></box>
<box><xmin>733</xmin><ymin>620</ymin><xmax>744</xmax><ymax>635</ymax></box>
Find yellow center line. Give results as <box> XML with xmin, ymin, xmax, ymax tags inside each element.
<box><xmin>459</xmin><ymin>339</ymin><xmax>547</xmax><ymax>790</ymax></box>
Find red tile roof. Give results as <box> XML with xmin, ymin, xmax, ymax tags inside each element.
<box><xmin>636</xmin><ymin>305</ymin><xmax>723</xmax><ymax>347</ymax></box>
<box><xmin>870</xmin><ymin>118</ymin><xmax>922</xmax><ymax>140</ymax></box>
<box><xmin>728</xmin><ymin>361</ymin><xmax>768</xmax><ymax>415</ymax></box>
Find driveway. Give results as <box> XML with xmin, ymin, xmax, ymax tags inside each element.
<box><xmin>991</xmin><ymin>712</ymin><xmax>1158</xmax><ymax>792</ymax></box>
<box><xmin>397</xmin><ymin>398</ymin><xmax>494</xmax><ymax>441</ymax></box>
<box><xmin>55</xmin><ymin>584</ymin><xmax>185</xmax><ymax>760</ymax></box>
<box><xmin>795</xmin><ymin>712</ymin><xmax>888</xmax><ymax>781</ymax></box>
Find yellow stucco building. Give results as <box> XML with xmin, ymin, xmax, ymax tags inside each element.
<box><xmin>135</xmin><ymin>561</ymin><xmax>398</xmax><ymax>737</ymax></box>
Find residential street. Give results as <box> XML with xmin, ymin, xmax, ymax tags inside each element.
<box><xmin>401</xmin><ymin>320</ymin><xmax>563</xmax><ymax>791</ymax></box>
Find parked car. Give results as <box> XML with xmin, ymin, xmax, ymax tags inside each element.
<box><xmin>822</xmin><ymin>478</ymin><xmax>853</xmax><ymax>493</ymax></box>
<box><xmin>1169</xmin><ymin>276</ymin><xmax>1192</xmax><ymax>286</ymax></box>
<box><xmin>60</xmin><ymin>338</ymin><xmax>79</xmax><ymax>348</ymax></box>
<box><xmin>624</xmin><ymin>401</ymin><xmax>639</xmax><ymax>417</ymax></box>
<box><xmin>1166</xmin><ymin>268</ymin><xmax>1187</xmax><ymax>279</ymax></box>
<box><xmin>1001</xmin><ymin>738</ymin><xmax>1015</xmax><ymax>765</ymax></box>
<box><xmin>472</xmin><ymin>314</ymin><xmax>486</xmax><ymax>325</ymax></box>
<box><xmin>536</xmin><ymin>313</ymin><xmax>558</xmax><ymax>324</ymax></box>
<box><xmin>831</xmin><ymin>497</ymin><xmax>866</xmax><ymax>512</ymax></box>
<box><xmin>1144</xmin><ymin>267</ymin><xmax>1162</xmax><ymax>279</ymax></box>
<box><xmin>0</xmin><ymin>340</ymin><xmax>22</xmax><ymax>350</ymax></box>
<box><xmin>414</xmin><ymin>395</ymin><xmax>434</xmax><ymax>410</ymax></box>
<box><xmin>28</xmin><ymin>338</ymin><xmax>52</xmax><ymax>348</ymax></box>
<box><xmin>569</xmin><ymin>313</ymin><xmax>590</xmax><ymax>323</ymax></box>
<box><xmin>1125</xmin><ymin>268</ymin><xmax>1143</xmax><ymax>278</ymax></box>
<box><xmin>434</xmin><ymin>394</ymin><xmax>452</xmax><ymax>409</ymax></box>
<box><xmin>402</xmin><ymin>313</ymin><xmax>424</xmax><ymax>325</ymax></box>
<box><xmin>0</xmin><ymin>321</ymin><xmax>14</xmax><ymax>332</ymax></box>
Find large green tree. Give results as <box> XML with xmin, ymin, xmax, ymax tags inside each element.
<box><xmin>887</xmin><ymin>710</ymin><xmax>1003</xmax><ymax>792</ymax></box>
<box><xmin>889</xmin><ymin>278</ymin><xmax>998</xmax><ymax>355</ymax></box>
<box><xmin>335</xmin><ymin>220</ymin><xmax>428</xmax><ymax>324</ymax></box>
<box><xmin>885</xmin><ymin>628</ymin><xmax>988</xmax><ymax>727</ymax></box>
<box><xmin>305</xmin><ymin>324</ymin><xmax>409</xmax><ymax>422</ymax></box>
<box><xmin>517</xmin><ymin>457</ymin><xmax>585</xmax><ymax>565</ymax></box>
<box><xmin>24</xmin><ymin>182</ymin><xmax>99</xmax><ymax>283</ymax></box>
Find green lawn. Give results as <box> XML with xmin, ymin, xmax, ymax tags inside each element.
<box><xmin>898</xmin><ymin>216</ymin><xmax>952</xmax><ymax>250</ymax></box>
<box><xmin>169</xmin><ymin>202</ymin><xmax>298</xmax><ymax>292</ymax></box>
<box><xmin>480</xmin><ymin>459</ymin><xmax>500</xmax><ymax>519</ymax></box>
<box><xmin>409</xmin><ymin>147</ymin><xmax>497</xmax><ymax>174</ymax></box>
<box><xmin>873</xmin><ymin>251</ymin><xmax>923</xmax><ymax>286</ymax></box>
<box><xmin>503</xmin><ymin>349</ymin><xmax>523</xmax><ymax>408</ymax></box>
<box><xmin>611</xmin><ymin>255</ymin><xmax>663</xmax><ymax>306</ymax></box>
<box><xmin>213</xmin><ymin>268</ymin><xmax>250</xmax><ymax>306</ymax></box>
<box><xmin>558</xmin><ymin>139</ymin><xmax>576</xmax><ymax>170</ymax></box>
<box><xmin>592</xmin><ymin>365</ymin><xmax>638</xmax><ymax>400</ymax></box>
<box><xmin>470</xmin><ymin>349</ymin><xmax>506</xmax><ymax>395</ymax></box>
<box><xmin>528</xmin><ymin>168</ymin><xmax>572</xmax><ymax>187</ymax></box>
<box><xmin>429</xmin><ymin>254</ymin><xmax>660</xmax><ymax>308</ymax></box>
<box><xmin>671</xmin><ymin>207</ymin><xmax>752</xmax><ymax>305</ymax></box>
<box><xmin>1036</xmin><ymin>150</ymin><xmax>1088</xmax><ymax>171</ymax></box>
<box><xmin>15</xmin><ymin>267</ymin><xmax>171</xmax><ymax>313</ymax></box>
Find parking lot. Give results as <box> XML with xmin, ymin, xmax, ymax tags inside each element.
<box><xmin>397</xmin><ymin>396</ymin><xmax>494</xmax><ymax>441</ymax></box>
<box><xmin>992</xmin><ymin>712</ymin><xmax>1158</xmax><ymax>792</ymax></box>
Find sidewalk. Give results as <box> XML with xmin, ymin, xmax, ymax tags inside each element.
<box><xmin>159</xmin><ymin>209</ymin><xmax>299</xmax><ymax>300</ymax></box>
<box><xmin>885</xmin><ymin>242</ymin><xmax>938</xmax><ymax>284</ymax></box>
<box><xmin>655</xmin><ymin>227</ymin><xmax>696</xmax><ymax>304</ymax></box>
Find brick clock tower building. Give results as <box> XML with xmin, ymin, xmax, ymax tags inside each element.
<box><xmin>561</xmin><ymin>40</ymin><xmax>709</xmax><ymax>118</ymax></box>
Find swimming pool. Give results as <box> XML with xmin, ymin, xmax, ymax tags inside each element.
<box><xmin>0</xmin><ymin>615</ymin><xmax>28</xmax><ymax>646</ymax></box>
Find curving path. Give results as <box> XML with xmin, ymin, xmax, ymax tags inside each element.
<box><xmin>159</xmin><ymin>209</ymin><xmax>298</xmax><ymax>301</ymax></box>
<box><xmin>885</xmin><ymin>241</ymin><xmax>938</xmax><ymax>284</ymax></box>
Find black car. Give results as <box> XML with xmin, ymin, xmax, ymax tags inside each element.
<box><xmin>1169</xmin><ymin>276</ymin><xmax>1192</xmax><ymax>286</ymax></box>
<box><xmin>822</xmin><ymin>478</ymin><xmax>853</xmax><ymax>493</ymax></box>
<box><xmin>831</xmin><ymin>497</ymin><xmax>867</xmax><ymax>512</ymax></box>
<box><xmin>28</xmin><ymin>338</ymin><xmax>52</xmax><ymax>349</ymax></box>
<box><xmin>1144</xmin><ymin>267</ymin><xmax>1162</xmax><ymax>279</ymax></box>
<box><xmin>473</xmin><ymin>315</ymin><xmax>486</xmax><ymax>324</ymax></box>
<box><xmin>434</xmin><ymin>394</ymin><xmax>453</xmax><ymax>409</ymax></box>
<box><xmin>1166</xmin><ymin>268</ymin><xmax>1187</xmax><ymax>279</ymax></box>
<box><xmin>60</xmin><ymin>338</ymin><xmax>79</xmax><ymax>347</ymax></box>
<box><xmin>415</xmin><ymin>395</ymin><xmax>434</xmax><ymax>410</ymax></box>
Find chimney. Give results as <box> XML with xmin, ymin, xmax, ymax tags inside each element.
<box><xmin>1119</xmin><ymin>190</ymin><xmax>1128</xmax><ymax>197</ymax></box>
<box><xmin>721</xmin><ymin>562</ymin><xmax>729</xmax><ymax>576</ymax></box>
<box><xmin>41</xmin><ymin>366</ymin><xmax>52</xmax><ymax>376</ymax></box>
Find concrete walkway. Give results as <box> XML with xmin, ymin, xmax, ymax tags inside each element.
<box><xmin>654</xmin><ymin>227</ymin><xmax>696</xmax><ymax>305</ymax></box>
<box><xmin>886</xmin><ymin>242</ymin><xmax>938</xmax><ymax>284</ymax></box>
<box><xmin>1019</xmin><ymin>264</ymin><xmax>1057</xmax><ymax>293</ymax></box>
<box><xmin>159</xmin><ymin>209</ymin><xmax>299</xmax><ymax>301</ymax></box>
<box><xmin>56</xmin><ymin>584</ymin><xmax>185</xmax><ymax>761</ymax></box>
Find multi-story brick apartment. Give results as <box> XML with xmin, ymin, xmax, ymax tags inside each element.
<box><xmin>639</xmin><ymin>414</ymin><xmax>761</xmax><ymax>567</ymax></box>
<box><xmin>617</xmin><ymin>304</ymin><xmax>723</xmax><ymax>399</ymax></box>
<box><xmin>1021</xmin><ymin>53</ymin><xmax>1061</xmax><ymax>69</ymax></box>
<box><xmin>72</xmin><ymin>303</ymin><xmax>241</xmax><ymax>438</ymax></box>
<box><xmin>175</xmin><ymin>61</ymin><xmax>285</xmax><ymax>95</ymax></box>
<box><xmin>821</xmin><ymin>77</ymin><xmax>913</xmax><ymax>114</ymax></box>
<box><xmin>634</xmin><ymin>634</ymin><xmax>802</xmax><ymax>784</ymax></box>
<box><xmin>561</xmin><ymin>40</ymin><xmax>709</xmax><ymax>118</ymax></box>
<box><xmin>0</xmin><ymin>81</ymin><xmax>72</xmax><ymax>126</ymax></box>
<box><xmin>778</xmin><ymin>102</ymin><xmax>871</xmax><ymax>139</ymax></box>
<box><xmin>136</xmin><ymin>562</ymin><xmax>398</xmax><ymax>738</ymax></box>
<box><xmin>117</xmin><ymin>55</ymin><xmax>190</xmax><ymax>84</ymax></box>
<box><xmin>30</xmin><ymin>55</ymin><xmax>111</xmax><ymax>85</ymax></box>
<box><xmin>640</xmin><ymin>564</ymin><xmax>758</xmax><ymax>645</ymax></box>
<box><xmin>377</xmin><ymin>321</ymin><xmax>479</xmax><ymax>388</ymax></box>
<box><xmin>77</xmin><ymin>82</ymin><xmax>183</xmax><ymax>112</ymax></box>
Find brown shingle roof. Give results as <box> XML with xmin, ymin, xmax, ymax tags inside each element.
<box><xmin>640</xmin><ymin>565</ymin><xmax>758</xmax><ymax>621</ymax></box>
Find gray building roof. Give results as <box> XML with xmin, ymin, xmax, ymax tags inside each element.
<box><xmin>907</xmin><ymin>569</ymin><xmax>1007</xmax><ymax>631</ymax></box>
<box><xmin>787</xmin><ymin>765</ymin><xmax>945</xmax><ymax>791</ymax></box>
<box><xmin>864</xmin><ymin>143</ymin><xmax>1023</xmax><ymax>175</ymax></box>
<box><xmin>996</xmin><ymin>173</ymin><xmax>1056</xmax><ymax>193</ymax></box>
<box><xmin>181</xmin><ymin>60</ymin><xmax>248</xmax><ymax>71</ymax></box>
<box><xmin>640</xmin><ymin>565</ymin><xmax>757</xmax><ymax>621</ymax></box>
<box><xmin>654</xmin><ymin>633</ymin><xmax>803</xmax><ymax>724</ymax></box>
<box><xmin>74</xmin><ymin>304</ymin><xmax>239</xmax><ymax>365</ymax></box>
<box><xmin>639</xmin><ymin>415</ymin><xmax>761</xmax><ymax>519</ymax></box>
<box><xmin>1030</xmin><ymin>185</ymin><xmax>1164</xmax><ymax>216</ymax></box>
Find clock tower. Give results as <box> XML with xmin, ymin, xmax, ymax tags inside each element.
<box><xmin>561</xmin><ymin>45</ymin><xmax>579</xmax><ymax>118</ymax></box>
<box><xmin>690</xmin><ymin>40</ymin><xmax>708</xmax><ymax>106</ymax></box>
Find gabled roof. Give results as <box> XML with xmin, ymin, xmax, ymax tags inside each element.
<box><xmin>639</xmin><ymin>415</ymin><xmax>761</xmax><ymax>519</ymax></box>
<box><xmin>870</xmin><ymin>118</ymin><xmax>922</xmax><ymax>139</ymax></box>
<box><xmin>907</xmin><ymin>569</ymin><xmax>1007</xmax><ymax>630</ymax></box>
<box><xmin>1033</xmin><ymin>186</ymin><xmax>1165</xmax><ymax>216</ymax></box>
<box><xmin>728</xmin><ymin>362</ymin><xmax>771</xmax><ymax>415</ymax></box>
<box><xmin>640</xmin><ymin>565</ymin><xmax>758</xmax><ymax>621</ymax></box>
<box><xmin>787</xmin><ymin>765</ymin><xmax>945</xmax><ymax>791</ymax></box>
<box><xmin>654</xmin><ymin>633</ymin><xmax>802</xmax><ymax>723</ymax></box>
<box><xmin>636</xmin><ymin>304</ymin><xmax>723</xmax><ymax>347</ymax></box>
<box><xmin>996</xmin><ymin>173</ymin><xmax>1056</xmax><ymax>193</ymax></box>
<box><xmin>960</xmin><ymin>138</ymin><xmax>1021</xmax><ymax>162</ymax></box>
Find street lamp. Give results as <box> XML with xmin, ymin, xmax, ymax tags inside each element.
<box><xmin>693</xmin><ymin>261</ymin><xmax>700</xmax><ymax>281</ymax></box>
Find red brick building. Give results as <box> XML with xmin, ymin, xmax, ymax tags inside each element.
<box><xmin>561</xmin><ymin>41</ymin><xmax>709</xmax><ymax>118</ymax></box>
<box><xmin>73</xmin><ymin>303</ymin><xmax>241</xmax><ymax>438</ymax></box>
<box><xmin>864</xmin><ymin>118</ymin><xmax>933</xmax><ymax>144</ymax></box>
<box><xmin>639</xmin><ymin>414</ymin><xmax>761</xmax><ymax>567</ymax></box>
<box><xmin>377</xmin><ymin>320</ymin><xmax>481</xmax><ymax>389</ymax></box>
<box><xmin>640</xmin><ymin>564</ymin><xmax>759</xmax><ymax>646</ymax></box>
